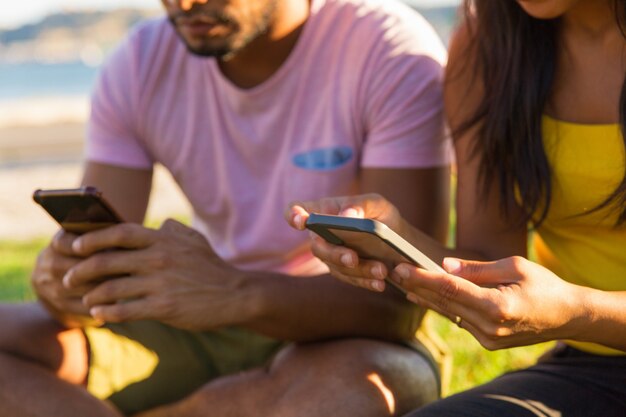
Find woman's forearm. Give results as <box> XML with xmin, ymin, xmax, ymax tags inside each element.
<box><xmin>573</xmin><ymin>287</ymin><xmax>626</xmax><ymax>351</ymax></box>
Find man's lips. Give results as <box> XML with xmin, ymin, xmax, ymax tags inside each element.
<box><xmin>178</xmin><ymin>18</ymin><xmax>231</xmax><ymax>37</ymax></box>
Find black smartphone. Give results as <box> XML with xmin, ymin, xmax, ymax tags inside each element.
<box><xmin>305</xmin><ymin>213</ymin><xmax>445</xmax><ymax>285</ymax></box>
<box><xmin>33</xmin><ymin>186</ymin><xmax>123</xmax><ymax>234</ymax></box>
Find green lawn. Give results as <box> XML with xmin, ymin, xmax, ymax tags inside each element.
<box><xmin>0</xmin><ymin>237</ymin><xmax>550</xmax><ymax>396</ymax></box>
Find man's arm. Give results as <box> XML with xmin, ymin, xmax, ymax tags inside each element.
<box><xmin>240</xmin><ymin>166</ymin><xmax>450</xmax><ymax>341</ymax></box>
<box><xmin>67</xmin><ymin>166</ymin><xmax>449</xmax><ymax>342</ymax></box>
<box><xmin>81</xmin><ymin>162</ymin><xmax>153</xmax><ymax>224</ymax></box>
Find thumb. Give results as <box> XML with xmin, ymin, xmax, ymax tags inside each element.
<box><xmin>160</xmin><ymin>218</ymin><xmax>207</xmax><ymax>242</ymax></box>
<box><xmin>284</xmin><ymin>203</ymin><xmax>311</xmax><ymax>230</ymax></box>
<box><xmin>443</xmin><ymin>257</ymin><xmax>505</xmax><ymax>286</ymax></box>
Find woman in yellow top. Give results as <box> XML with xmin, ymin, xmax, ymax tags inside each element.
<box><xmin>287</xmin><ymin>0</ymin><xmax>626</xmax><ymax>415</ymax></box>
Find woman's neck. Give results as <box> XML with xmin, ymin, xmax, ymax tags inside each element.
<box><xmin>561</xmin><ymin>0</ymin><xmax>620</xmax><ymax>39</ymax></box>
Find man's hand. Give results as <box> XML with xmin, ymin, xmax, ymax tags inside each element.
<box><xmin>32</xmin><ymin>230</ymin><xmax>99</xmax><ymax>328</ymax></box>
<box><xmin>63</xmin><ymin>219</ymin><xmax>256</xmax><ymax>331</ymax></box>
<box><xmin>285</xmin><ymin>193</ymin><xmax>406</xmax><ymax>292</ymax></box>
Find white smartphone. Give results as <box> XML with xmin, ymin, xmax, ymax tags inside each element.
<box><xmin>305</xmin><ymin>213</ymin><xmax>445</xmax><ymax>284</ymax></box>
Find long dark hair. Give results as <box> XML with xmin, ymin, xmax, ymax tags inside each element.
<box><xmin>459</xmin><ymin>0</ymin><xmax>626</xmax><ymax>227</ymax></box>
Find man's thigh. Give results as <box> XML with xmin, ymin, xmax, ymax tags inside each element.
<box><xmin>85</xmin><ymin>321</ymin><xmax>283</xmax><ymax>415</ymax></box>
<box><xmin>406</xmin><ymin>345</ymin><xmax>626</xmax><ymax>417</ymax></box>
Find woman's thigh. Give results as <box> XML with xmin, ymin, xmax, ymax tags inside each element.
<box><xmin>405</xmin><ymin>345</ymin><xmax>626</xmax><ymax>417</ymax></box>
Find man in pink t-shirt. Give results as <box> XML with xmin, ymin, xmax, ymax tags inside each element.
<box><xmin>0</xmin><ymin>0</ymin><xmax>450</xmax><ymax>416</ymax></box>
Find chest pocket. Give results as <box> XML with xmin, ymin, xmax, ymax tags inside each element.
<box><xmin>287</xmin><ymin>146</ymin><xmax>358</xmax><ymax>201</ymax></box>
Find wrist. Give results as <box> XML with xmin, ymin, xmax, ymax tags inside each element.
<box><xmin>230</xmin><ymin>269</ymin><xmax>272</xmax><ymax>326</ymax></box>
<box><xmin>560</xmin><ymin>284</ymin><xmax>597</xmax><ymax>342</ymax></box>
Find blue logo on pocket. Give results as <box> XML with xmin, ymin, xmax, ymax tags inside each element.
<box><xmin>292</xmin><ymin>146</ymin><xmax>354</xmax><ymax>171</ymax></box>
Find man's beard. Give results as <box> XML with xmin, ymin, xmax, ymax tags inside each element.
<box><xmin>169</xmin><ymin>1</ymin><xmax>277</xmax><ymax>59</ymax></box>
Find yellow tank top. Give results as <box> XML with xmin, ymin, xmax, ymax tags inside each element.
<box><xmin>535</xmin><ymin>116</ymin><xmax>626</xmax><ymax>355</ymax></box>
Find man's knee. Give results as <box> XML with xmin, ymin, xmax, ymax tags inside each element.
<box><xmin>0</xmin><ymin>303</ymin><xmax>88</xmax><ymax>384</ymax></box>
<box><xmin>267</xmin><ymin>339</ymin><xmax>439</xmax><ymax>415</ymax></box>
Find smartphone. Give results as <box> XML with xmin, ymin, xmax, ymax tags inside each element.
<box><xmin>305</xmin><ymin>213</ymin><xmax>445</xmax><ymax>289</ymax></box>
<box><xmin>33</xmin><ymin>186</ymin><xmax>123</xmax><ymax>234</ymax></box>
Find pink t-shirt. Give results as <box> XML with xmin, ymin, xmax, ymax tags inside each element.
<box><xmin>87</xmin><ymin>0</ymin><xmax>450</xmax><ymax>275</ymax></box>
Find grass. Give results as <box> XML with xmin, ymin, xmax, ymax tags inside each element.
<box><xmin>0</xmin><ymin>239</ymin><xmax>45</xmax><ymax>302</ymax></box>
<box><xmin>0</xmin><ymin>235</ymin><xmax>550</xmax><ymax>397</ymax></box>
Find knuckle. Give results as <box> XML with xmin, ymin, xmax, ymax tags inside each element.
<box><xmin>155</xmin><ymin>297</ymin><xmax>177</xmax><ymax>317</ymax></box>
<box><xmin>96</xmin><ymin>281</ymin><xmax>118</xmax><ymax>300</ymax></box>
<box><xmin>486</xmin><ymin>298</ymin><xmax>514</xmax><ymax>323</ymax></box>
<box><xmin>465</xmin><ymin>261</ymin><xmax>484</xmax><ymax>280</ymax></box>
<box><xmin>48</xmin><ymin>285</ymin><xmax>65</xmax><ymax>302</ymax></box>
<box><xmin>87</xmin><ymin>254</ymin><xmax>107</xmax><ymax>272</ymax></box>
<box><xmin>49</xmin><ymin>257</ymin><xmax>69</xmax><ymax>276</ymax></box>
<box><xmin>311</xmin><ymin>243</ymin><xmax>330</xmax><ymax>262</ymax></box>
<box><xmin>106</xmin><ymin>305</ymin><xmax>128</xmax><ymax>322</ymax></box>
<box><xmin>436</xmin><ymin>279</ymin><xmax>459</xmax><ymax>312</ymax></box>
<box><xmin>112</xmin><ymin>223</ymin><xmax>136</xmax><ymax>242</ymax></box>
<box><xmin>507</xmin><ymin>256</ymin><xmax>525</xmax><ymax>271</ymax></box>
<box><xmin>150</xmin><ymin>249</ymin><xmax>172</xmax><ymax>269</ymax></box>
<box><xmin>36</xmin><ymin>249</ymin><xmax>53</xmax><ymax>270</ymax></box>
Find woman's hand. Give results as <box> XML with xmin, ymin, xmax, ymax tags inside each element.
<box><xmin>391</xmin><ymin>256</ymin><xmax>588</xmax><ymax>350</ymax></box>
<box><xmin>285</xmin><ymin>193</ymin><xmax>405</xmax><ymax>292</ymax></box>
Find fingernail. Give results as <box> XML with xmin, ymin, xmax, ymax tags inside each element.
<box><xmin>62</xmin><ymin>272</ymin><xmax>72</xmax><ymax>288</ymax></box>
<box><xmin>90</xmin><ymin>307</ymin><xmax>101</xmax><ymax>319</ymax></box>
<box><xmin>340</xmin><ymin>253</ymin><xmax>355</xmax><ymax>268</ymax></box>
<box><xmin>341</xmin><ymin>208</ymin><xmax>360</xmax><ymax>218</ymax></box>
<box><xmin>72</xmin><ymin>238</ymin><xmax>83</xmax><ymax>253</ymax></box>
<box><xmin>407</xmin><ymin>293</ymin><xmax>419</xmax><ymax>304</ymax></box>
<box><xmin>371</xmin><ymin>264</ymin><xmax>385</xmax><ymax>279</ymax></box>
<box><xmin>395</xmin><ymin>265</ymin><xmax>410</xmax><ymax>279</ymax></box>
<box><xmin>443</xmin><ymin>258</ymin><xmax>462</xmax><ymax>274</ymax></box>
<box><xmin>371</xmin><ymin>280</ymin><xmax>385</xmax><ymax>292</ymax></box>
<box><xmin>294</xmin><ymin>214</ymin><xmax>304</xmax><ymax>229</ymax></box>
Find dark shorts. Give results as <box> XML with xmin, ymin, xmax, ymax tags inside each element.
<box><xmin>406</xmin><ymin>343</ymin><xmax>626</xmax><ymax>417</ymax></box>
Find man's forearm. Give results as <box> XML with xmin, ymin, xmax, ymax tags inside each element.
<box><xmin>238</xmin><ymin>270</ymin><xmax>424</xmax><ymax>342</ymax></box>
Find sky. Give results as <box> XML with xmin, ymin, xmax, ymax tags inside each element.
<box><xmin>1</xmin><ymin>0</ymin><xmax>460</xmax><ymax>29</ymax></box>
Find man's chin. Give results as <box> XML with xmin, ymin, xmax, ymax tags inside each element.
<box><xmin>184</xmin><ymin>44</ymin><xmax>233</xmax><ymax>58</ymax></box>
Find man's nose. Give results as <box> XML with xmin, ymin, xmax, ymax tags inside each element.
<box><xmin>171</xmin><ymin>0</ymin><xmax>210</xmax><ymax>11</ymax></box>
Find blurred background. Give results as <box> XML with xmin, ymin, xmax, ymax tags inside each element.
<box><xmin>0</xmin><ymin>0</ymin><xmax>552</xmax><ymax>397</ymax></box>
<box><xmin>0</xmin><ymin>0</ymin><xmax>459</xmax><ymax>240</ymax></box>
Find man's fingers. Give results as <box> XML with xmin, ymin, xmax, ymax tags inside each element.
<box><xmin>72</xmin><ymin>223</ymin><xmax>156</xmax><ymax>256</ymax></box>
<box><xmin>327</xmin><ymin>266</ymin><xmax>386</xmax><ymax>292</ymax></box>
<box><xmin>285</xmin><ymin>203</ymin><xmax>312</xmax><ymax>230</ymax></box>
<box><xmin>51</xmin><ymin>230</ymin><xmax>80</xmax><ymax>256</ymax></box>
<box><xmin>83</xmin><ymin>276</ymin><xmax>151</xmax><ymax>308</ymax></box>
<box><xmin>63</xmin><ymin>249</ymin><xmax>153</xmax><ymax>288</ymax></box>
<box><xmin>90</xmin><ymin>299</ymin><xmax>151</xmax><ymax>323</ymax></box>
<box><xmin>34</xmin><ymin>251</ymin><xmax>80</xmax><ymax>284</ymax></box>
<box><xmin>159</xmin><ymin>219</ymin><xmax>207</xmax><ymax>244</ymax></box>
<box><xmin>310</xmin><ymin>234</ymin><xmax>359</xmax><ymax>267</ymax></box>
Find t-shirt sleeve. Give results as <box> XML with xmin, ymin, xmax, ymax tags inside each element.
<box><xmin>86</xmin><ymin>29</ymin><xmax>153</xmax><ymax>169</ymax></box>
<box><xmin>360</xmin><ymin>16</ymin><xmax>452</xmax><ymax>169</ymax></box>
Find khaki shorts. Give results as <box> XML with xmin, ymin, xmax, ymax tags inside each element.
<box><xmin>84</xmin><ymin>322</ymin><xmax>283</xmax><ymax>415</ymax></box>
<box><xmin>84</xmin><ymin>321</ymin><xmax>445</xmax><ymax>415</ymax></box>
